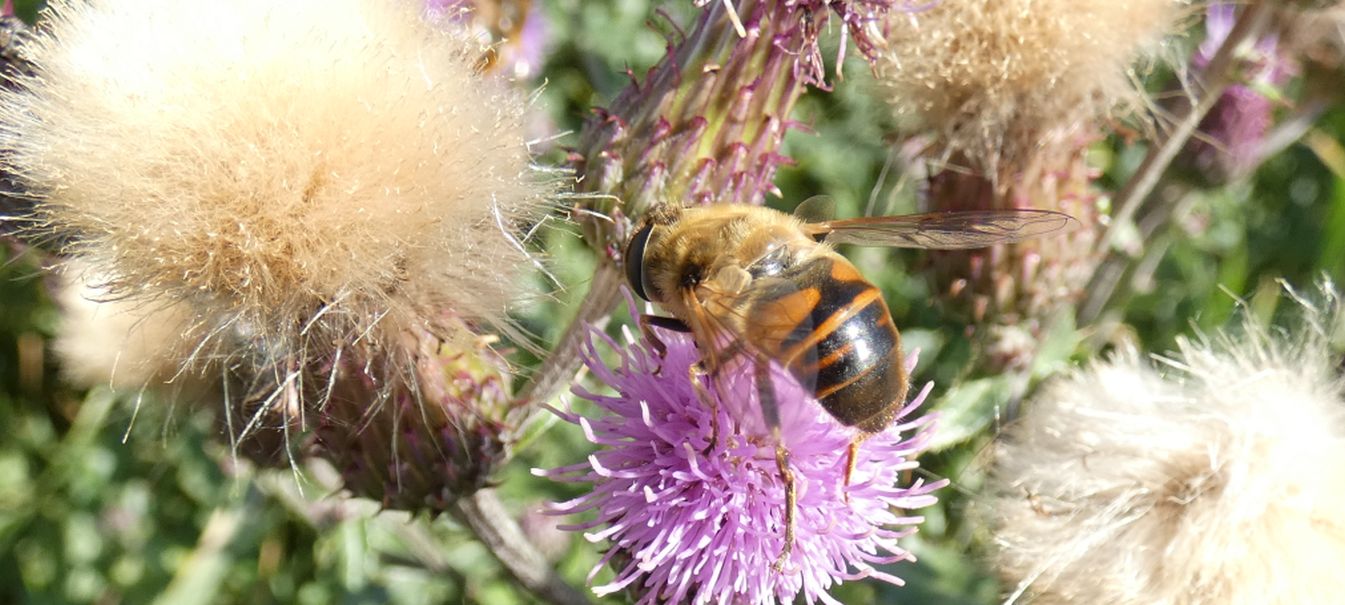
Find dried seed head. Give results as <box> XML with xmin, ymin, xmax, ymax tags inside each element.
<box><xmin>2</xmin><ymin>0</ymin><xmax>555</xmax><ymax>399</ymax></box>
<box><xmin>979</xmin><ymin>290</ymin><xmax>1345</xmax><ymax>604</ymax></box>
<box><xmin>53</xmin><ymin>263</ymin><xmax>205</xmax><ymax>394</ymax></box>
<box><xmin>878</xmin><ymin>0</ymin><xmax>1188</xmax><ymax>170</ymax></box>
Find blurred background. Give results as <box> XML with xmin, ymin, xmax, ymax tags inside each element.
<box><xmin>3</xmin><ymin>0</ymin><xmax>1344</xmax><ymax>603</ymax></box>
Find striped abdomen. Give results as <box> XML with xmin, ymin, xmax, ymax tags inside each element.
<box><xmin>744</xmin><ymin>253</ymin><xmax>908</xmax><ymax>433</ymax></box>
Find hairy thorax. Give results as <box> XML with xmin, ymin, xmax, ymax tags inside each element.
<box><xmin>644</xmin><ymin>205</ymin><xmax>823</xmax><ymax>321</ymax></box>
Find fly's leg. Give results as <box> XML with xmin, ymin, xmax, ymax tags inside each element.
<box><xmin>773</xmin><ymin>436</ymin><xmax>797</xmax><ymax>572</ymax></box>
<box><xmin>691</xmin><ymin>340</ymin><xmax>748</xmax><ymax>452</ymax></box>
<box><xmin>754</xmin><ymin>356</ymin><xmax>796</xmax><ymax>572</ymax></box>
<box><xmin>639</xmin><ymin>314</ymin><xmax>691</xmax><ymax>373</ymax></box>
<box><xmin>841</xmin><ymin>433</ymin><xmax>873</xmax><ymax>504</ymax></box>
<box><xmin>688</xmin><ymin>361</ymin><xmax>721</xmax><ymax>450</ymax></box>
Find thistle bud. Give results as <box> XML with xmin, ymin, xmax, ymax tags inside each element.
<box><xmin>923</xmin><ymin>137</ymin><xmax>1102</xmax><ymax>371</ymax></box>
<box><xmin>574</xmin><ymin>0</ymin><xmax>922</xmax><ymax>255</ymax></box>
<box><xmin>316</xmin><ymin>322</ymin><xmax>514</xmax><ymax>513</ymax></box>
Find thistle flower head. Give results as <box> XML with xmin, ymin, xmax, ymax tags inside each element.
<box><xmin>878</xmin><ymin>0</ymin><xmax>1186</xmax><ymax>169</ymax></box>
<box><xmin>1</xmin><ymin>0</ymin><xmax>554</xmax><ymax>396</ymax></box>
<box><xmin>540</xmin><ymin>305</ymin><xmax>944</xmax><ymax>604</ymax></box>
<box><xmin>980</xmin><ymin>288</ymin><xmax>1345</xmax><ymax>604</ymax></box>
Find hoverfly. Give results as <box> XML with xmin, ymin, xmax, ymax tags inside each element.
<box><xmin>622</xmin><ymin>198</ymin><xmax>1075</xmax><ymax>564</ymax></box>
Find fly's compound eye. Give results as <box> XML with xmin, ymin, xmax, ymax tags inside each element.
<box><xmin>624</xmin><ymin>223</ymin><xmax>654</xmax><ymax>301</ymax></box>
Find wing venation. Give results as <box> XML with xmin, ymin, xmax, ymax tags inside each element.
<box><xmin>815</xmin><ymin>209</ymin><xmax>1078</xmax><ymax>249</ymax></box>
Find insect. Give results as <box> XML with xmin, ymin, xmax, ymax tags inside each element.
<box><xmin>622</xmin><ymin>198</ymin><xmax>1076</xmax><ymax>566</ymax></box>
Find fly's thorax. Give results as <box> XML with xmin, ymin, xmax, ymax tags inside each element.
<box><xmin>641</xmin><ymin>205</ymin><xmax>813</xmax><ymax>306</ymax></box>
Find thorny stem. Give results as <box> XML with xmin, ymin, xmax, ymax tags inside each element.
<box><xmin>1078</xmin><ymin>0</ymin><xmax>1274</xmax><ymax>324</ymax></box>
<box><xmin>453</xmin><ymin>489</ymin><xmax>592</xmax><ymax>605</ymax></box>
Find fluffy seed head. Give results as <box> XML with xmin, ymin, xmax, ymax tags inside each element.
<box><xmin>2</xmin><ymin>0</ymin><xmax>554</xmax><ymax>382</ymax></box>
<box><xmin>1289</xmin><ymin>3</ymin><xmax>1345</xmax><ymax>72</ymax></box>
<box><xmin>979</xmin><ymin>290</ymin><xmax>1345</xmax><ymax>604</ymax></box>
<box><xmin>878</xmin><ymin>0</ymin><xmax>1187</xmax><ymax>168</ymax></box>
<box><xmin>540</xmin><ymin>308</ymin><xmax>945</xmax><ymax>604</ymax></box>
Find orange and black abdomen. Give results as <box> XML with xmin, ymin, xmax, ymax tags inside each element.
<box><xmin>746</xmin><ymin>252</ymin><xmax>908</xmax><ymax>433</ymax></box>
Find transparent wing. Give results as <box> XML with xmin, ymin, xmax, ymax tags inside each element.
<box><xmin>791</xmin><ymin>195</ymin><xmax>836</xmax><ymax>224</ymax></box>
<box><xmin>803</xmin><ymin>209</ymin><xmax>1078</xmax><ymax>249</ymax></box>
<box><xmin>673</xmin><ymin>268</ymin><xmax>818</xmax><ymax>385</ymax></box>
<box><xmin>674</xmin><ymin>277</ymin><xmax>819</xmax><ymax>443</ymax></box>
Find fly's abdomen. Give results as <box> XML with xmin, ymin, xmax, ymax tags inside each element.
<box><xmin>747</xmin><ymin>255</ymin><xmax>907</xmax><ymax>433</ymax></box>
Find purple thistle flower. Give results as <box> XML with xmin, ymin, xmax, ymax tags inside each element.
<box><xmin>538</xmin><ymin>304</ymin><xmax>945</xmax><ymax>604</ymax></box>
<box><xmin>1191</xmin><ymin>1</ymin><xmax>1295</xmax><ymax>181</ymax></box>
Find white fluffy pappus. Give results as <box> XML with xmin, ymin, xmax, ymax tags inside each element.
<box><xmin>979</xmin><ymin>293</ymin><xmax>1345</xmax><ymax>604</ymax></box>
<box><xmin>2</xmin><ymin>0</ymin><xmax>556</xmax><ymax>390</ymax></box>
